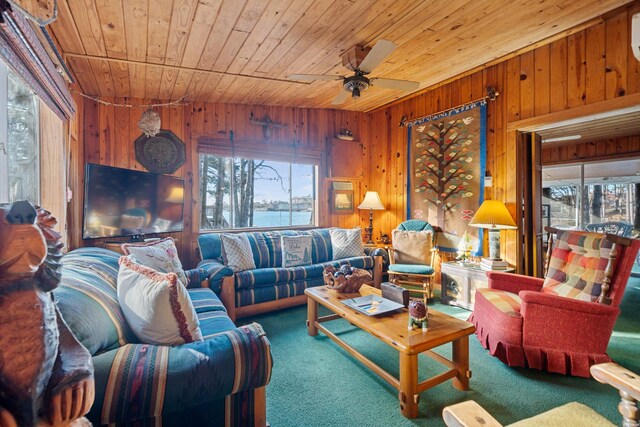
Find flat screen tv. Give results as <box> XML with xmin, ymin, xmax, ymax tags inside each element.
<box><xmin>83</xmin><ymin>163</ymin><xmax>185</xmax><ymax>239</ymax></box>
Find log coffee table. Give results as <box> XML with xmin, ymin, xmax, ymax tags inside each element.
<box><xmin>305</xmin><ymin>286</ymin><xmax>475</xmax><ymax>418</ymax></box>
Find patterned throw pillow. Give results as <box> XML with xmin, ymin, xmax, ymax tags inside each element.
<box><xmin>392</xmin><ymin>229</ymin><xmax>433</xmax><ymax>264</ymax></box>
<box><xmin>221</xmin><ymin>233</ymin><xmax>257</xmax><ymax>272</ymax></box>
<box><xmin>542</xmin><ymin>230</ymin><xmax>613</xmax><ymax>302</ymax></box>
<box><xmin>121</xmin><ymin>237</ymin><xmax>187</xmax><ymax>285</ymax></box>
<box><xmin>330</xmin><ymin>227</ymin><xmax>365</xmax><ymax>260</ymax></box>
<box><xmin>117</xmin><ymin>255</ymin><xmax>203</xmax><ymax>345</ymax></box>
<box><xmin>281</xmin><ymin>235</ymin><xmax>312</xmax><ymax>268</ymax></box>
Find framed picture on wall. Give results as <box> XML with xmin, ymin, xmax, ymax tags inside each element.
<box><xmin>331</xmin><ymin>181</ymin><xmax>354</xmax><ymax>214</ymax></box>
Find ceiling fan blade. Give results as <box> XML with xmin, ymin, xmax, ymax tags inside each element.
<box><xmin>287</xmin><ymin>74</ymin><xmax>343</xmax><ymax>82</ymax></box>
<box><xmin>370</xmin><ymin>78</ymin><xmax>420</xmax><ymax>91</ymax></box>
<box><xmin>331</xmin><ymin>89</ymin><xmax>349</xmax><ymax>105</ymax></box>
<box><xmin>358</xmin><ymin>39</ymin><xmax>397</xmax><ymax>73</ymax></box>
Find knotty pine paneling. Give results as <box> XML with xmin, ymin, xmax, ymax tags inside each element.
<box><xmin>542</xmin><ymin>135</ymin><xmax>640</xmax><ymax>164</ymax></box>
<box><xmin>39</xmin><ymin>101</ymin><xmax>67</xmax><ymax>246</ymax></box>
<box><xmin>68</xmin><ymin>98</ymin><xmax>369</xmax><ymax>267</ymax></box>
<box><xmin>364</xmin><ymin>4</ymin><xmax>640</xmax><ymax>267</ymax></box>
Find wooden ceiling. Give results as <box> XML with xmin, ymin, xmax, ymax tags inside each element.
<box><xmin>537</xmin><ymin>108</ymin><xmax>640</xmax><ymax>143</ymax></box>
<box><xmin>45</xmin><ymin>0</ymin><xmax>633</xmax><ymax>111</ymax></box>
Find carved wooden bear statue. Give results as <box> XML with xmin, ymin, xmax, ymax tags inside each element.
<box><xmin>408</xmin><ymin>299</ymin><xmax>429</xmax><ymax>332</ymax></box>
<box><xmin>0</xmin><ymin>201</ymin><xmax>94</xmax><ymax>427</ymax></box>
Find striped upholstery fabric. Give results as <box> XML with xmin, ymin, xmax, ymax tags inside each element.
<box><xmin>188</xmin><ymin>288</ymin><xmax>227</xmax><ymax>314</ymax></box>
<box><xmin>93</xmin><ymin>322</ymin><xmax>271</xmax><ymax>425</ymax></box>
<box><xmin>197</xmin><ymin>259</ymin><xmax>234</xmax><ymax>293</ymax></box>
<box><xmin>237</xmin><ymin>277</ymin><xmax>325</xmax><ymax>307</ymax></box>
<box><xmin>476</xmin><ymin>288</ymin><xmax>522</xmax><ymax>317</ymax></box>
<box><xmin>542</xmin><ymin>230</ymin><xmax>613</xmax><ymax>302</ymax></box>
<box><xmin>234</xmin><ymin>255</ymin><xmax>374</xmax><ymax>290</ymax></box>
<box><xmin>198</xmin><ymin>229</ymin><xmax>334</xmax><ymax>269</ymax></box>
<box><xmin>55</xmin><ymin>248</ymin><xmax>136</xmax><ymax>356</ymax></box>
<box><xmin>183</xmin><ymin>267</ymin><xmax>208</xmax><ymax>288</ymax></box>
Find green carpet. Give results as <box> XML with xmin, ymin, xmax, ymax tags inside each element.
<box><xmin>242</xmin><ymin>277</ymin><xmax>640</xmax><ymax>426</ymax></box>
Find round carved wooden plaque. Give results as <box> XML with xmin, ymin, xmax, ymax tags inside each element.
<box><xmin>134</xmin><ymin>130</ymin><xmax>186</xmax><ymax>174</ymax></box>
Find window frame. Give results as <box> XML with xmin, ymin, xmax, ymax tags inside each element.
<box><xmin>198</xmin><ymin>152</ymin><xmax>319</xmax><ymax>232</ymax></box>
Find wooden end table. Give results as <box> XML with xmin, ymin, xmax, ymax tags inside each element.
<box><xmin>305</xmin><ymin>286</ymin><xmax>475</xmax><ymax>418</ymax></box>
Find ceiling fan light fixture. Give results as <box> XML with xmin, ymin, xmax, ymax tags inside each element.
<box><xmin>343</xmin><ymin>74</ymin><xmax>370</xmax><ymax>95</ymax></box>
<box><xmin>352</xmin><ymin>87</ymin><xmax>361</xmax><ymax>98</ymax></box>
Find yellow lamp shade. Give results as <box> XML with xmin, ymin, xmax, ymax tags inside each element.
<box><xmin>357</xmin><ymin>191</ymin><xmax>385</xmax><ymax>210</ymax></box>
<box><xmin>468</xmin><ymin>200</ymin><xmax>517</xmax><ymax>230</ymax></box>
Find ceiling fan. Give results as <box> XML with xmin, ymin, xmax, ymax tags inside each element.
<box><xmin>287</xmin><ymin>40</ymin><xmax>420</xmax><ymax>105</ymax></box>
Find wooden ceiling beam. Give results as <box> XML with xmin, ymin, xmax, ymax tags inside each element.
<box><xmin>63</xmin><ymin>52</ymin><xmax>308</xmax><ymax>89</ymax></box>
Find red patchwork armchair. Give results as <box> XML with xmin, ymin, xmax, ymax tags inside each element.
<box><xmin>469</xmin><ymin>227</ymin><xmax>640</xmax><ymax>377</ymax></box>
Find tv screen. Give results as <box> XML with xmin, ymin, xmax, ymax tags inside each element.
<box><xmin>83</xmin><ymin>164</ymin><xmax>185</xmax><ymax>239</ymax></box>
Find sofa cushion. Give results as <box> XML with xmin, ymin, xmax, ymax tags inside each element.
<box><xmin>56</xmin><ymin>248</ymin><xmax>136</xmax><ymax>356</ymax></box>
<box><xmin>391</xmin><ymin>229</ymin><xmax>433</xmax><ymax>264</ymax></box>
<box><xmin>388</xmin><ymin>264</ymin><xmax>434</xmax><ymax>275</ymax></box>
<box><xmin>542</xmin><ymin>230</ymin><xmax>613</xmax><ymax>302</ymax></box>
<box><xmin>188</xmin><ymin>288</ymin><xmax>227</xmax><ymax>314</ymax></box>
<box><xmin>281</xmin><ymin>235</ymin><xmax>312</xmax><ymax>267</ymax></box>
<box><xmin>198</xmin><ymin>233</ymin><xmax>223</xmax><ymax>261</ymax></box>
<box><xmin>118</xmin><ymin>256</ymin><xmax>203</xmax><ymax>345</ymax></box>
<box><xmin>221</xmin><ymin>233</ymin><xmax>256</xmax><ymax>272</ymax></box>
<box><xmin>236</xmin><ymin>267</ymin><xmax>293</xmax><ymax>290</ymax></box>
<box><xmin>121</xmin><ymin>237</ymin><xmax>187</xmax><ymax>285</ymax></box>
<box><xmin>476</xmin><ymin>288</ymin><xmax>522</xmax><ymax>318</ymax></box>
<box><xmin>234</xmin><ymin>255</ymin><xmax>375</xmax><ymax>290</ymax></box>
<box><xmin>307</xmin><ymin>229</ymin><xmax>333</xmax><ymax>263</ymax></box>
<box><xmin>237</xmin><ymin>277</ymin><xmax>325</xmax><ymax>307</ymax></box>
<box><xmin>330</xmin><ymin>227</ymin><xmax>365</xmax><ymax>260</ymax></box>
<box><xmin>198</xmin><ymin>310</ymin><xmax>237</xmax><ymax>338</ymax></box>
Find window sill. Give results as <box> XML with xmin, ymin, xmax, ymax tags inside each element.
<box><xmin>198</xmin><ymin>225</ymin><xmax>320</xmax><ymax>234</ymax></box>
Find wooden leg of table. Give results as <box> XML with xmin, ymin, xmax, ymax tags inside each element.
<box><xmin>452</xmin><ymin>336</ymin><xmax>470</xmax><ymax>391</ymax></box>
<box><xmin>399</xmin><ymin>352</ymin><xmax>419</xmax><ymax>418</ymax></box>
<box><xmin>306</xmin><ymin>298</ymin><xmax>318</xmax><ymax>336</ymax></box>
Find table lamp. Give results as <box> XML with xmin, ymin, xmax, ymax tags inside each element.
<box><xmin>468</xmin><ymin>199</ymin><xmax>517</xmax><ymax>264</ymax></box>
<box><xmin>358</xmin><ymin>191</ymin><xmax>385</xmax><ymax>244</ymax></box>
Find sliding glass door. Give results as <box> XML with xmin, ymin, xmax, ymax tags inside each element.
<box><xmin>542</xmin><ymin>158</ymin><xmax>639</xmax><ymax>232</ymax></box>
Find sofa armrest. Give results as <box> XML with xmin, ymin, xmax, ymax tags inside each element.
<box><xmin>197</xmin><ymin>259</ymin><xmax>234</xmax><ymax>294</ymax></box>
<box><xmin>519</xmin><ymin>291</ymin><xmax>619</xmax><ymax>316</ymax></box>
<box><xmin>487</xmin><ymin>271</ymin><xmax>544</xmax><ymax>293</ymax></box>
<box><xmin>184</xmin><ymin>267</ymin><xmax>209</xmax><ymax>288</ymax></box>
<box><xmin>94</xmin><ymin>323</ymin><xmax>272</xmax><ymax>425</ymax></box>
<box><xmin>519</xmin><ymin>291</ymin><xmax>620</xmax><ymax>353</ymax></box>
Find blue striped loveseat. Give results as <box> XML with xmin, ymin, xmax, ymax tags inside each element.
<box><xmin>53</xmin><ymin>248</ymin><xmax>272</xmax><ymax>426</ymax></box>
<box><xmin>197</xmin><ymin>228</ymin><xmax>384</xmax><ymax>321</ymax></box>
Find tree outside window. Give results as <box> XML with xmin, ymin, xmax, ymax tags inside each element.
<box><xmin>199</xmin><ymin>154</ymin><xmax>316</xmax><ymax>230</ymax></box>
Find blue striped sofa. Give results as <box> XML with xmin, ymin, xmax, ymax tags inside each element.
<box><xmin>197</xmin><ymin>228</ymin><xmax>384</xmax><ymax>321</ymax></box>
<box><xmin>53</xmin><ymin>248</ymin><xmax>272</xmax><ymax>426</ymax></box>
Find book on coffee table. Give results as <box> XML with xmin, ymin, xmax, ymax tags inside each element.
<box><xmin>341</xmin><ymin>295</ymin><xmax>404</xmax><ymax>316</ymax></box>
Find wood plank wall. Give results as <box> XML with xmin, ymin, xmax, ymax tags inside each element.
<box><xmin>364</xmin><ymin>3</ymin><xmax>640</xmax><ymax>265</ymax></box>
<box><xmin>542</xmin><ymin>134</ymin><xmax>640</xmax><ymax>164</ymax></box>
<box><xmin>39</xmin><ymin>101</ymin><xmax>67</xmax><ymax>245</ymax></box>
<box><xmin>68</xmin><ymin>98</ymin><xmax>369</xmax><ymax>267</ymax></box>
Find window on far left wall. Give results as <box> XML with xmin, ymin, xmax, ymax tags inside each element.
<box><xmin>0</xmin><ymin>60</ymin><xmax>39</xmax><ymax>204</ymax></box>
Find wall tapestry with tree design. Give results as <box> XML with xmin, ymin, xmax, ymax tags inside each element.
<box><xmin>407</xmin><ymin>100</ymin><xmax>486</xmax><ymax>255</ymax></box>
